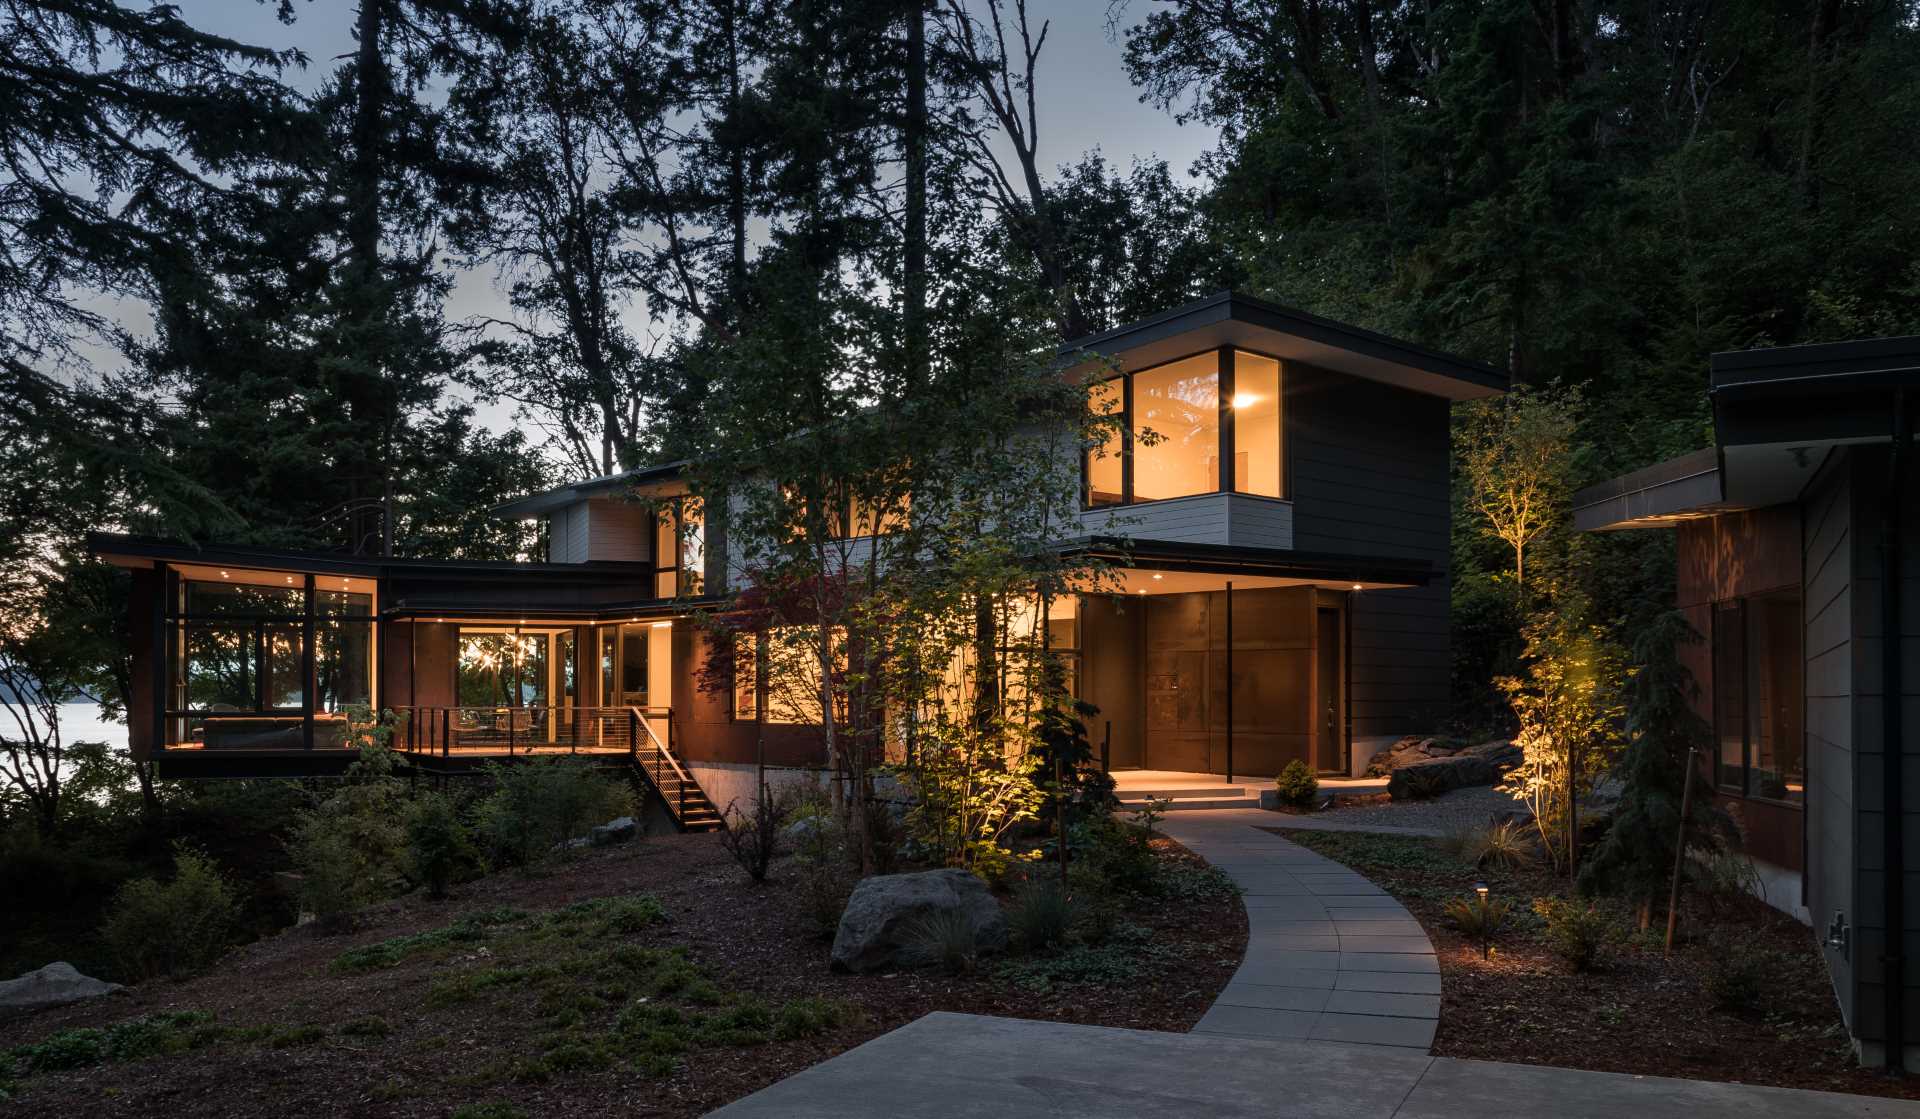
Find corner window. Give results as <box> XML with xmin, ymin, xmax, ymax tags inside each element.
<box><xmin>1086</xmin><ymin>348</ymin><xmax>1285</xmax><ymax>507</ymax></box>
<box><xmin>654</xmin><ymin>498</ymin><xmax>703</xmax><ymax>597</ymax></box>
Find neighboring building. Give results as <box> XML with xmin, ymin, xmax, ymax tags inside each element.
<box><xmin>91</xmin><ymin>292</ymin><xmax>1503</xmax><ymax>822</ymax></box>
<box><xmin>1574</xmin><ymin>336</ymin><xmax>1917</xmax><ymax>1069</ymax></box>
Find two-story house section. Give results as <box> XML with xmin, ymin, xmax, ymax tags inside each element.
<box><xmin>91</xmin><ymin>293</ymin><xmax>1504</xmax><ymax>820</ymax></box>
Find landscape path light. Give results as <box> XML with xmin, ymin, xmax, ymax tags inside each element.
<box><xmin>1474</xmin><ymin>881</ymin><xmax>1491</xmax><ymax>959</ymax></box>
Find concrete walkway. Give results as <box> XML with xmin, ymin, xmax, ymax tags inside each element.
<box><xmin>1164</xmin><ymin>808</ymin><xmax>1440</xmax><ymax>1051</ymax></box>
<box><xmin>710</xmin><ymin>1012</ymin><xmax>1920</xmax><ymax>1118</ymax></box>
<box><xmin>713</xmin><ymin>809</ymin><xmax>1920</xmax><ymax>1118</ymax></box>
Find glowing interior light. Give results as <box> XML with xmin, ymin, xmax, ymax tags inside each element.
<box><xmin>1231</xmin><ymin>392</ymin><xmax>1260</xmax><ymax>409</ymax></box>
<box><xmin>652</xmin><ymin>620</ymin><xmax>672</xmax><ymax>629</ymax></box>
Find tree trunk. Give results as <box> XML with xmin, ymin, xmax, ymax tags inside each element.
<box><xmin>347</xmin><ymin>0</ymin><xmax>389</xmax><ymax>555</ymax></box>
<box><xmin>903</xmin><ymin>0</ymin><xmax>928</xmax><ymax>392</ymax></box>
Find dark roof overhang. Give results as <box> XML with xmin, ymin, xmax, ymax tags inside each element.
<box><xmin>1577</xmin><ymin>335</ymin><xmax>1920</xmax><ymax>532</ymax></box>
<box><xmin>1060</xmin><ymin>535</ymin><xmax>1433</xmax><ymax>587</ymax></box>
<box><xmin>491</xmin><ymin>459</ymin><xmax>691</xmax><ymax>519</ymax></box>
<box><xmin>1058</xmin><ymin>291</ymin><xmax>1508</xmax><ymax>401</ymax></box>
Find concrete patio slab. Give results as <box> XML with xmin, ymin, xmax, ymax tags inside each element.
<box><xmin>709</xmin><ymin>1012</ymin><xmax>1920</xmax><ymax>1119</ymax></box>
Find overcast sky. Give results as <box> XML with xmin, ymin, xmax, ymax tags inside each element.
<box><xmin>154</xmin><ymin>0</ymin><xmax>1220</xmax><ymax>431</ymax></box>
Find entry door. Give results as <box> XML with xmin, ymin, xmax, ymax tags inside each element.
<box><xmin>1315</xmin><ymin>608</ymin><xmax>1344</xmax><ymax>773</ymax></box>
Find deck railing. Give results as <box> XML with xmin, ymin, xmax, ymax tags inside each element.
<box><xmin>393</xmin><ymin>705</ymin><xmax>671</xmax><ymax>759</ymax></box>
<box><xmin>627</xmin><ymin>706</ymin><xmax>696</xmax><ymax>824</ymax></box>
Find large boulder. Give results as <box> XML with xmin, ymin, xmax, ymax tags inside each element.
<box><xmin>0</xmin><ymin>962</ymin><xmax>121</xmax><ymax>1016</ymax></box>
<box><xmin>1364</xmin><ymin>735</ymin><xmax>1476</xmax><ymax>777</ymax></box>
<box><xmin>591</xmin><ymin>816</ymin><xmax>638</xmax><ymax>846</ymax></box>
<box><xmin>1387</xmin><ymin>740</ymin><xmax>1522</xmax><ymax>801</ymax></box>
<box><xmin>830</xmin><ymin>869</ymin><xmax>1007</xmax><ymax>974</ymax></box>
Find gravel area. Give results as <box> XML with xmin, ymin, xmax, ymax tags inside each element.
<box><xmin>1290</xmin><ymin>785</ymin><xmax>1527</xmax><ymax>835</ymax></box>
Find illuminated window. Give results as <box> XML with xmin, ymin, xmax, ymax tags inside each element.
<box><xmin>654</xmin><ymin>498</ymin><xmax>703</xmax><ymax>597</ymax></box>
<box><xmin>1086</xmin><ymin>378</ymin><xmax>1124</xmax><ymax>507</ymax></box>
<box><xmin>1132</xmin><ymin>353</ymin><xmax>1219</xmax><ymax>501</ymax></box>
<box><xmin>732</xmin><ymin>635</ymin><xmax>758</xmax><ymax>720</ymax></box>
<box><xmin>1085</xmin><ymin>349</ymin><xmax>1284</xmax><ymax>507</ymax></box>
<box><xmin>1230</xmin><ymin>351</ymin><xmax>1283</xmax><ymax>498</ymax></box>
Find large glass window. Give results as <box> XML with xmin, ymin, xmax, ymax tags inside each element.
<box><xmin>1087</xmin><ymin>378</ymin><xmax>1125</xmax><ymax>507</ymax></box>
<box><xmin>653</xmin><ymin>498</ymin><xmax>704</xmax><ymax>597</ymax></box>
<box><xmin>1231</xmin><ymin>351</ymin><xmax>1283</xmax><ymax>498</ymax></box>
<box><xmin>1132</xmin><ymin>353</ymin><xmax>1219</xmax><ymax>502</ymax></box>
<box><xmin>1087</xmin><ymin>349</ymin><xmax>1285</xmax><ymax>507</ymax></box>
<box><xmin>163</xmin><ymin>565</ymin><xmax>378</xmax><ymax>751</ymax></box>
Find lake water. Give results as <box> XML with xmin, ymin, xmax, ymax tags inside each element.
<box><xmin>58</xmin><ymin>702</ymin><xmax>129</xmax><ymax>751</ymax></box>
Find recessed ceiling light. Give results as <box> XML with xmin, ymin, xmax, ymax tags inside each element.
<box><xmin>1351</xmin><ymin>584</ymin><xmax>1363</xmax><ymax>590</ymax></box>
<box><xmin>218</xmin><ymin>570</ymin><xmax>229</xmax><ymax>578</ymax></box>
<box><xmin>1151</xmin><ymin>573</ymin><xmax>1163</xmax><ymax>580</ymax></box>
<box><xmin>1135</xmin><ymin>588</ymin><xmax>1146</xmax><ymax>595</ymax></box>
<box><xmin>652</xmin><ymin>620</ymin><xmax>672</xmax><ymax>629</ymax></box>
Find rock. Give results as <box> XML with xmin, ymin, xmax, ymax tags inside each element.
<box><xmin>830</xmin><ymin>868</ymin><xmax>1008</xmax><ymax>974</ymax></box>
<box><xmin>0</xmin><ymin>962</ymin><xmax>121</xmax><ymax>1016</ymax></box>
<box><xmin>1388</xmin><ymin>753</ymin><xmax>1504</xmax><ymax>800</ymax></box>
<box><xmin>1462</xmin><ymin>739</ymin><xmax>1523</xmax><ymax>768</ymax></box>
<box><xmin>590</xmin><ymin>816</ymin><xmax>638</xmax><ymax>846</ymax></box>
<box><xmin>785</xmin><ymin>816</ymin><xmax>828</xmax><ymax>846</ymax></box>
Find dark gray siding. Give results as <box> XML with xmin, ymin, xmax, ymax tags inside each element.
<box><xmin>1286</xmin><ymin>364</ymin><xmax>1453</xmax><ymax>740</ymax></box>
<box><xmin>1803</xmin><ymin>451</ymin><xmax>1856</xmax><ymax>1030</ymax></box>
<box><xmin>1845</xmin><ymin>444</ymin><xmax>1920</xmax><ymax>1055</ymax></box>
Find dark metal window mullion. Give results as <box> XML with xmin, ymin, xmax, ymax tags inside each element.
<box><xmin>302</xmin><ymin>574</ymin><xmax>316</xmax><ymax>750</ymax></box>
<box><xmin>1121</xmin><ymin>372</ymin><xmax>1134</xmax><ymax>505</ymax></box>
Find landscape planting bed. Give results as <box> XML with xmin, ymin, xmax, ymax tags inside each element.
<box><xmin>1270</xmin><ymin>826</ymin><xmax>1920</xmax><ymax>1101</ymax></box>
<box><xmin>0</xmin><ymin>832</ymin><xmax>1244</xmax><ymax>1118</ymax></box>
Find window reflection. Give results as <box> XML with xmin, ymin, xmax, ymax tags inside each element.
<box><xmin>1132</xmin><ymin>353</ymin><xmax>1219</xmax><ymax>502</ymax></box>
<box><xmin>1231</xmin><ymin>352</ymin><xmax>1282</xmax><ymax>498</ymax></box>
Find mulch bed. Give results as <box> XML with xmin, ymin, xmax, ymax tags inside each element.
<box><xmin>1267</xmin><ymin>826</ymin><xmax>1920</xmax><ymax>1100</ymax></box>
<box><xmin>0</xmin><ymin>833</ymin><xmax>1244</xmax><ymax>1118</ymax></box>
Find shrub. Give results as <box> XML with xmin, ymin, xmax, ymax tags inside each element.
<box><xmin>1706</xmin><ymin>936</ymin><xmax>1785</xmax><ymax>1014</ymax></box>
<box><xmin>1443</xmin><ymin>892</ymin><xmax>1511</xmax><ymax>940</ymax></box>
<box><xmin>474</xmin><ymin>760</ymin><xmax>634</xmax><ymax>868</ymax></box>
<box><xmin>1275</xmin><ymin>760</ymin><xmax>1319</xmax><ymax>809</ymax></box>
<box><xmin>903</xmin><ymin>907</ymin><xmax>982</xmax><ymax>974</ymax></box>
<box><xmin>99</xmin><ymin>843</ymin><xmax>240</xmax><ymax>981</ymax></box>
<box><xmin>1533</xmin><ymin>897</ymin><xmax>1612</xmax><ymax>971</ymax></box>
<box><xmin>405</xmin><ymin>792</ymin><xmax>477</xmax><ymax>898</ymax></box>
<box><xmin>718</xmin><ymin>786</ymin><xmax>791</xmax><ymax>883</ymax></box>
<box><xmin>1479</xmin><ymin>820</ymin><xmax>1537</xmax><ymax>870</ymax></box>
<box><xmin>795</xmin><ymin>855</ymin><xmax>854</xmax><ymax>941</ymax></box>
<box><xmin>1072</xmin><ymin>813</ymin><xmax>1156</xmax><ymax>896</ymax></box>
<box><xmin>290</xmin><ymin>816</ymin><xmax>372</xmax><ymax>929</ymax></box>
<box><xmin>1008</xmin><ymin>880</ymin><xmax>1073</xmax><ymax>951</ymax></box>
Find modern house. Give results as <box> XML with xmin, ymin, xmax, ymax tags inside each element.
<box><xmin>1573</xmin><ymin>336</ymin><xmax>1916</xmax><ymax>1068</ymax></box>
<box><xmin>91</xmin><ymin>292</ymin><xmax>1503</xmax><ymax>822</ymax></box>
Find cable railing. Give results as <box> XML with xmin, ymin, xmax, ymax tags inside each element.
<box><xmin>394</xmin><ymin>705</ymin><xmax>655</xmax><ymax>758</ymax></box>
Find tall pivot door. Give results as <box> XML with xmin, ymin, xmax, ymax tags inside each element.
<box><xmin>1142</xmin><ymin>586</ymin><xmax>1319</xmax><ymax>776</ymax></box>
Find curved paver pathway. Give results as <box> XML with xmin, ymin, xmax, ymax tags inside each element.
<box><xmin>1162</xmin><ymin>807</ymin><xmax>1441</xmax><ymax>1053</ymax></box>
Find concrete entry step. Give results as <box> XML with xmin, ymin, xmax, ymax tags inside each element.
<box><xmin>1118</xmin><ymin>795</ymin><xmax>1261</xmax><ymax>812</ymax></box>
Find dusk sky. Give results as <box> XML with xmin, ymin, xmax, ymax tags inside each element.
<box><xmin>151</xmin><ymin>0</ymin><xmax>1222</xmax><ymax>433</ymax></box>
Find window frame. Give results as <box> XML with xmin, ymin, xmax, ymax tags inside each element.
<box><xmin>1082</xmin><ymin>345</ymin><xmax>1289</xmax><ymax>509</ymax></box>
<box><xmin>1712</xmin><ymin>589</ymin><xmax>1806</xmax><ymax>807</ymax></box>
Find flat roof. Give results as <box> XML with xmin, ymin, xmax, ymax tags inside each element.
<box><xmin>1059</xmin><ymin>291</ymin><xmax>1508</xmax><ymax>401</ymax></box>
<box><xmin>492</xmin><ymin>459</ymin><xmax>690</xmax><ymax>519</ymax></box>
<box><xmin>1061</xmin><ymin>536</ymin><xmax>1433</xmax><ymax>587</ymax></box>
<box><xmin>1579</xmin><ymin>333</ymin><xmax>1920</xmax><ymax>531</ymax></box>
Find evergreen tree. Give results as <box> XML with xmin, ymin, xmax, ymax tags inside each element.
<box><xmin>1579</xmin><ymin>610</ymin><xmax>1733</xmax><ymax>923</ymax></box>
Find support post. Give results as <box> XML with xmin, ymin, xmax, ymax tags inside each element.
<box><xmin>1664</xmin><ymin>746</ymin><xmax>1698</xmax><ymax>955</ymax></box>
<box><xmin>302</xmin><ymin>574</ymin><xmax>316</xmax><ymax>751</ymax></box>
<box><xmin>1883</xmin><ymin>388</ymin><xmax>1911</xmax><ymax>1073</ymax></box>
<box><xmin>1224</xmin><ymin>580</ymin><xmax>1234</xmax><ymax>783</ymax></box>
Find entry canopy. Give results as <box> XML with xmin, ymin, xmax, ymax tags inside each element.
<box><xmin>1574</xmin><ymin>334</ymin><xmax>1920</xmax><ymax>531</ymax></box>
<box><xmin>1059</xmin><ymin>291</ymin><xmax>1508</xmax><ymax>402</ymax></box>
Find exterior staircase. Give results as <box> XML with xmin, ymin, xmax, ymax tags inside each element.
<box><xmin>627</xmin><ymin>714</ymin><xmax>724</xmax><ymax>833</ymax></box>
<box><xmin>1116</xmin><ymin>783</ymin><xmax>1264</xmax><ymax>813</ymax></box>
